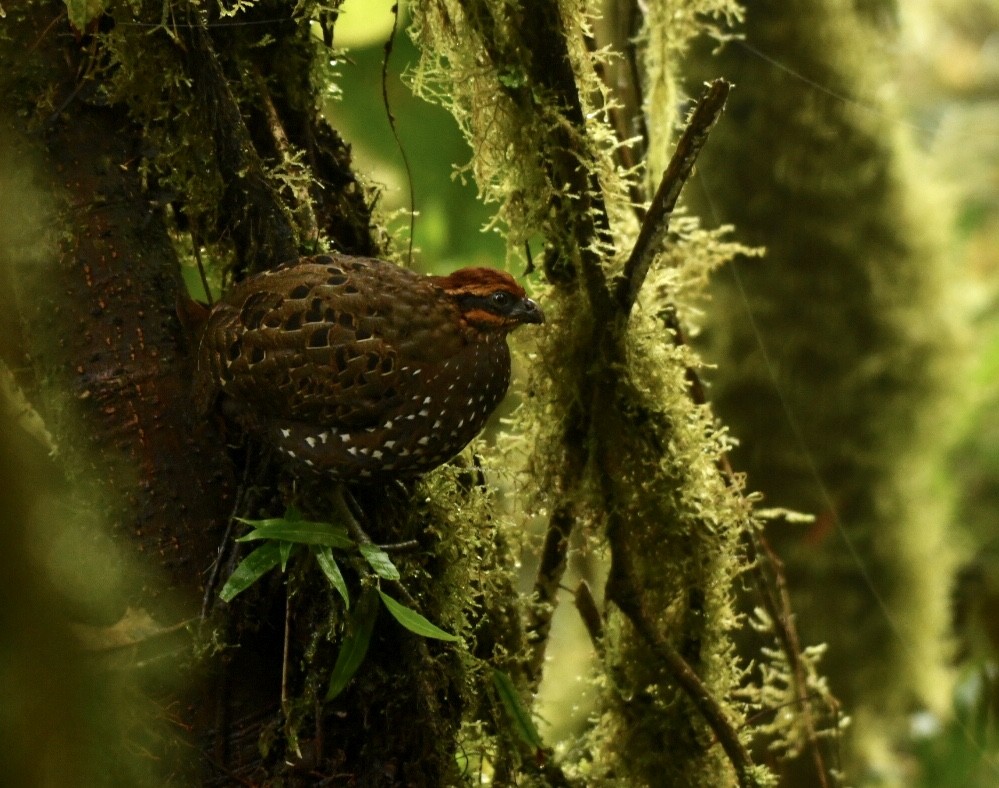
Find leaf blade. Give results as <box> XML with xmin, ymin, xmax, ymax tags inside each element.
<box><xmin>315</xmin><ymin>547</ymin><xmax>350</xmax><ymax>609</ymax></box>
<box><xmin>219</xmin><ymin>542</ymin><xmax>283</xmax><ymax>602</ymax></box>
<box><xmin>359</xmin><ymin>543</ymin><xmax>401</xmax><ymax>580</ymax></box>
<box><xmin>378</xmin><ymin>590</ymin><xmax>459</xmax><ymax>642</ymax></box>
<box><xmin>326</xmin><ymin>588</ymin><xmax>379</xmax><ymax>700</ymax></box>
<box><xmin>236</xmin><ymin>519</ymin><xmax>353</xmax><ymax>548</ymax></box>
<box><xmin>492</xmin><ymin>669</ymin><xmax>544</xmax><ymax>750</ymax></box>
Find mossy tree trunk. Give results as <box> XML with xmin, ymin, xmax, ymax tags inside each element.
<box><xmin>686</xmin><ymin>0</ymin><xmax>958</xmax><ymax>778</ymax></box>
<box><xmin>410</xmin><ymin>2</ymin><xmax>829</xmax><ymax>786</ymax></box>
<box><xmin>1</xmin><ymin>2</ymin><xmax>484</xmax><ymax>785</ymax></box>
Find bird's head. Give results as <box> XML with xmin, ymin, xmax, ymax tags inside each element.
<box><xmin>434</xmin><ymin>267</ymin><xmax>545</xmax><ymax>332</ymax></box>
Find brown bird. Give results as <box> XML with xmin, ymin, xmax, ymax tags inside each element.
<box><xmin>194</xmin><ymin>254</ymin><xmax>544</xmax><ymax>479</ymax></box>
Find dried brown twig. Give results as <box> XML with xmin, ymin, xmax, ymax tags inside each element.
<box><xmin>614</xmin><ymin>79</ymin><xmax>731</xmax><ymax>316</ymax></box>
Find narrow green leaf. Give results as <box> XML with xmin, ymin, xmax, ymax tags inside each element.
<box><xmin>219</xmin><ymin>543</ymin><xmax>283</xmax><ymax>602</ymax></box>
<box><xmin>278</xmin><ymin>541</ymin><xmax>295</xmax><ymax>571</ymax></box>
<box><xmin>236</xmin><ymin>519</ymin><xmax>353</xmax><ymax>548</ymax></box>
<box><xmin>377</xmin><ymin>590</ymin><xmax>459</xmax><ymax>642</ymax></box>
<box><xmin>492</xmin><ymin>669</ymin><xmax>544</xmax><ymax>750</ymax></box>
<box><xmin>359</xmin><ymin>543</ymin><xmax>401</xmax><ymax>580</ymax></box>
<box><xmin>326</xmin><ymin>588</ymin><xmax>379</xmax><ymax>700</ymax></box>
<box><xmin>315</xmin><ymin>547</ymin><xmax>350</xmax><ymax>609</ymax></box>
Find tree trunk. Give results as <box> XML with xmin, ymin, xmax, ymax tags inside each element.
<box><xmin>686</xmin><ymin>0</ymin><xmax>957</xmax><ymax>777</ymax></box>
<box><xmin>2</xmin><ymin>3</ymin><xmax>476</xmax><ymax>784</ymax></box>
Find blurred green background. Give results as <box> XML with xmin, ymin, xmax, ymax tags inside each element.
<box><xmin>325</xmin><ymin>0</ymin><xmax>505</xmax><ymax>275</ymax></box>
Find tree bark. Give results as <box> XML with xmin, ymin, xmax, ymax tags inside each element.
<box><xmin>2</xmin><ymin>3</ymin><xmax>469</xmax><ymax>784</ymax></box>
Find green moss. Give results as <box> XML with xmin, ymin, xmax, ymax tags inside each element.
<box><xmin>408</xmin><ymin>2</ymin><xmax>806</xmax><ymax>784</ymax></box>
<box><xmin>409</xmin><ymin>0</ymin><xmax>634</xmax><ymax>269</ymax></box>
<box><xmin>89</xmin><ymin>1</ymin><xmax>357</xmax><ymax>270</ymax></box>
<box><xmin>686</xmin><ymin>0</ymin><xmax>960</xmax><ymax>773</ymax></box>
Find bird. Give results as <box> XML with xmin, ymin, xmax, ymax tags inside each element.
<box><xmin>192</xmin><ymin>253</ymin><xmax>544</xmax><ymax>479</ymax></box>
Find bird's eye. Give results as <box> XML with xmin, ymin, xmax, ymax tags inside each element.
<box><xmin>490</xmin><ymin>291</ymin><xmax>514</xmax><ymax>309</ymax></box>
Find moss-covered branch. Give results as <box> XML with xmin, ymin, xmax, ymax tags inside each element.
<box><xmin>411</xmin><ymin>3</ymin><xmax>793</xmax><ymax>785</ymax></box>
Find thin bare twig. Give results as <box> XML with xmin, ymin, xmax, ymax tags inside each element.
<box><xmin>380</xmin><ymin>1</ymin><xmax>415</xmax><ymax>267</ymax></box>
<box><xmin>281</xmin><ymin>581</ymin><xmax>291</xmax><ymax>708</ymax></box>
<box><xmin>745</xmin><ymin>524</ymin><xmax>836</xmax><ymax>787</ymax></box>
<box><xmin>190</xmin><ymin>221</ymin><xmax>214</xmax><ymax>306</ymax></box>
<box><xmin>378</xmin><ymin>539</ymin><xmax>420</xmax><ymax>553</ymax></box>
<box><xmin>329</xmin><ymin>485</ymin><xmax>373</xmax><ymax>547</ymax></box>
<box><xmin>614</xmin><ymin>79</ymin><xmax>732</xmax><ymax>315</ymax></box>
<box><xmin>573</xmin><ymin>581</ymin><xmax>604</xmax><ymax>652</ymax></box>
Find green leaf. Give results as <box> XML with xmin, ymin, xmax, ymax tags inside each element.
<box><xmin>315</xmin><ymin>547</ymin><xmax>350</xmax><ymax>609</ymax></box>
<box><xmin>492</xmin><ymin>669</ymin><xmax>544</xmax><ymax>750</ymax></box>
<box><xmin>377</xmin><ymin>590</ymin><xmax>459</xmax><ymax>642</ymax></box>
<box><xmin>219</xmin><ymin>542</ymin><xmax>283</xmax><ymax>602</ymax></box>
<box><xmin>236</xmin><ymin>517</ymin><xmax>353</xmax><ymax>548</ymax></box>
<box><xmin>359</xmin><ymin>543</ymin><xmax>401</xmax><ymax>580</ymax></box>
<box><xmin>326</xmin><ymin>588</ymin><xmax>379</xmax><ymax>701</ymax></box>
<box><xmin>278</xmin><ymin>541</ymin><xmax>295</xmax><ymax>571</ymax></box>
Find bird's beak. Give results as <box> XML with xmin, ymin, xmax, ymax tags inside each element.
<box><xmin>511</xmin><ymin>297</ymin><xmax>545</xmax><ymax>325</ymax></box>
